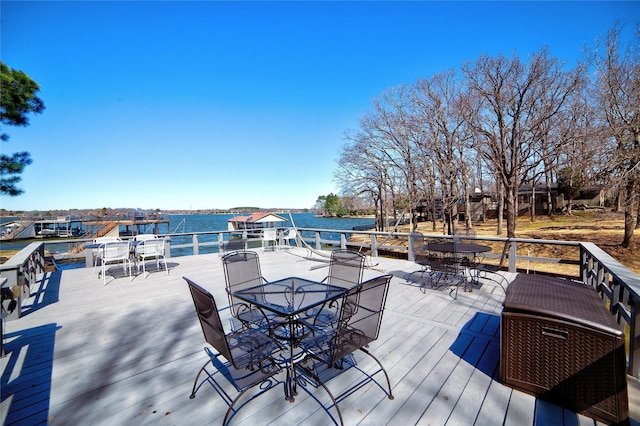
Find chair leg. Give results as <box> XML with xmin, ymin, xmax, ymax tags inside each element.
<box><xmin>189</xmin><ymin>359</ymin><xmax>212</xmax><ymax>399</ymax></box>
<box><xmin>359</xmin><ymin>347</ymin><xmax>394</xmax><ymax>400</ymax></box>
<box><xmin>295</xmin><ymin>363</ymin><xmax>344</xmax><ymax>426</ymax></box>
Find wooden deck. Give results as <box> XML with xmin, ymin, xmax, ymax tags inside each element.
<box><xmin>1</xmin><ymin>247</ymin><xmax>637</xmax><ymax>425</ymax></box>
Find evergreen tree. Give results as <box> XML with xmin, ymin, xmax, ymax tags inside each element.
<box><xmin>1</xmin><ymin>62</ymin><xmax>45</xmax><ymax>196</ymax></box>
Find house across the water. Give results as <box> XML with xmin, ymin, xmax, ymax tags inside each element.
<box><xmin>227</xmin><ymin>212</ymin><xmax>286</xmax><ymax>232</ymax></box>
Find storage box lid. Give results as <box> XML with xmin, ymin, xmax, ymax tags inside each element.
<box><xmin>504</xmin><ymin>274</ymin><xmax>623</xmax><ymax>337</ymax></box>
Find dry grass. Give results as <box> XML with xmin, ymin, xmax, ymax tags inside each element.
<box><xmin>407</xmin><ymin>210</ymin><xmax>639</xmax><ymax>277</ymax></box>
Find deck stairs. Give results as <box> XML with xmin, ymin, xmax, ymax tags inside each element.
<box><xmin>69</xmin><ymin>221</ymin><xmax>120</xmax><ymax>254</ymax></box>
<box><xmin>0</xmin><ymin>221</ymin><xmax>35</xmax><ymax>240</ymax></box>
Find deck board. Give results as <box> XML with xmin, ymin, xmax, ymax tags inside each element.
<box><xmin>1</xmin><ymin>247</ymin><xmax>633</xmax><ymax>425</ymax></box>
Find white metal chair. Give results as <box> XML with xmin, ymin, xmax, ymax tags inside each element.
<box><xmin>279</xmin><ymin>228</ymin><xmax>297</xmax><ymax>249</ymax></box>
<box><xmin>97</xmin><ymin>241</ymin><xmax>132</xmax><ymax>285</ymax></box>
<box><xmin>92</xmin><ymin>236</ymin><xmax>121</xmax><ymax>272</ymax></box>
<box><xmin>261</xmin><ymin>228</ymin><xmax>278</xmax><ymax>252</ymax></box>
<box><xmin>135</xmin><ymin>238</ymin><xmax>167</xmax><ymax>278</ymax></box>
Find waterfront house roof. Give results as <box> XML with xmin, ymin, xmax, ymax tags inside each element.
<box><xmin>227</xmin><ymin>212</ymin><xmax>287</xmax><ymax>230</ymax></box>
<box><xmin>227</xmin><ymin>212</ymin><xmax>286</xmax><ymax>224</ymax></box>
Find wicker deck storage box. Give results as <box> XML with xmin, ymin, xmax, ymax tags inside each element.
<box><xmin>501</xmin><ymin>275</ymin><xmax>629</xmax><ymax>425</ymax></box>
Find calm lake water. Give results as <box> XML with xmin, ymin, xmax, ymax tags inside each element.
<box><xmin>1</xmin><ymin>212</ymin><xmax>374</xmax><ymax>257</ymax></box>
<box><xmin>168</xmin><ymin>212</ymin><xmax>374</xmax><ymax>256</ymax></box>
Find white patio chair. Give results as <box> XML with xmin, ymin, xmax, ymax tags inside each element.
<box><xmin>92</xmin><ymin>236</ymin><xmax>121</xmax><ymax>272</ymax></box>
<box><xmin>97</xmin><ymin>241</ymin><xmax>132</xmax><ymax>285</ymax></box>
<box><xmin>261</xmin><ymin>228</ymin><xmax>278</xmax><ymax>252</ymax></box>
<box><xmin>279</xmin><ymin>228</ymin><xmax>297</xmax><ymax>249</ymax></box>
<box><xmin>135</xmin><ymin>238</ymin><xmax>168</xmax><ymax>278</ymax></box>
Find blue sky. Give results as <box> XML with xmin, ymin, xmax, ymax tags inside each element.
<box><xmin>1</xmin><ymin>1</ymin><xmax>638</xmax><ymax>212</ymax></box>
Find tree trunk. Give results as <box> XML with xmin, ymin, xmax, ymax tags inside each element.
<box><xmin>506</xmin><ymin>188</ymin><xmax>517</xmax><ymax>238</ymax></box>
<box><xmin>497</xmin><ymin>184</ymin><xmax>504</xmax><ymax>236</ymax></box>
<box><xmin>546</xmin><ymin>181</ymin><xmax>553</xmax><ymax>217</ymax></box>
<box><xmin>451</xmin><ymin>203</ymin><xmax>459</xmax><ymax>234</ymax></box>
<box><xmin>622</xmin><ymin>179</ymin><xmax>638</xmax><ymax>247</ymax></box>
<box><xmin>465</xmin><ymin>194</ymin><xmax>473</xmax><ymax>229</ymax></box>
<box><xmin>636</xmin><ymin>193</ymin><xmax>640</xmax><ymax>230</ymax></box>
<box><xmin>431</xmin><ymin>202</ymin><xmax>437</xmax><ymax>231</ymax></box>
<box><xmin>530</xmin><ymin>184</ymin><xmax>536</xmax><ymax>223</ymax></box>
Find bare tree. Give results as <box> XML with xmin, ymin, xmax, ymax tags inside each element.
<box><xmin>413</xmin><ymin>70</ymin><xmax>474</xmax><ymax>234</ymax></box>
<box><xmin>355</xmin><ymin>86</ymin><xmax>425</xmax><ymax>232</ymax></box>
<box><xmin>463</xmin><ymin>48</ymin><xmax>579</xmax><ymax>237</ymax></box>
<box><xmin>588</xmin><ymin>24</ymin><xmax>640</xmax><ymax>247</ymax></box>
<box><xmin>336</xmin><ymin>134</ymin><xmax>390</xmax><ymax>231</ymax></box>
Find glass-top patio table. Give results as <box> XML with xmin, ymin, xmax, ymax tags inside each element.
<box><xmin>231</xmin><ymin>277</ymin><xmax>347</xmax><ymax>402</ymax></box>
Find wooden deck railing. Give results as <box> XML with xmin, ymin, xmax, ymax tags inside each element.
<box><xmin>579</xmin><ymin>242</ymin><xmax>640</xmax><ymax>377</ymax></box>
<box><xmin>0</xmin><ymin>242</ymin><xmax>46</xmax><ymax>320</ymax></box>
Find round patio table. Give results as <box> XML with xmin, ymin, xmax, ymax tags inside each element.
<box><xmin>426</xmin><ymin>242</ymin><xmax>491</xmax><ymax>255</ymax></box>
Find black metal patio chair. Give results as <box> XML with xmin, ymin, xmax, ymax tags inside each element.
<box><xmin>222</xmin><ymin>250</ymin><xmax>278</xmax><ymax>328</ymax></box>
<box><xmin>297</xmin><ymin>274</ymin><xmax>395</xmax><ymax>425</ymax></box>
<box><xmin>307</xmin><ymin>249</ymin><xmax>366</xmax><ymax>327</ymax></box>
<box><xmin>427</xmin><ymin>253</ymin><xmax>465</xmax><ymax>299</ymax></box>
<box><xmin>219</xmin><ymin>238</ymin><xmax>246</xmax><ymax>256</ymax></box>
<box><xmin>466</xmin><ymin>251</ymin><xmax>509</xmax><ymax>294</ymax></box>
<box><xmin>321</xmin><ymin>249</ymin><xmax>366</xmax><ymax>288</ymax></box>
<box><xmin>405</xmin><ymin>232</ymin><xmax>432</xmax><ymax>283</ymax></box>
<box><xmin>185</xmin><ymin>277</ymin><xmax>283</xmax><ymax>425</ymax></box>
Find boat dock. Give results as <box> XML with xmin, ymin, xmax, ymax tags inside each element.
<box><xmin>1</xmin><ymin>213</ymin><xmax>171</xmax><ymax>241</ymax></box>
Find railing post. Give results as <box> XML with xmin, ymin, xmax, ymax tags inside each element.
<box><xmin>192</xmin><ymin>234</ymin><xmax>199</xmax><ymax>255</ymax></box>
<box><xmin>340</xmin><ymin>233</ymin><xmax>346</xmax><ymax>249</ymax></box>
<box><xmin>630</xmin><ymin>296</ymin><xmax>640</xmax><ymax>377</ymax></box>
<box><xmin>371</xmin><ymin>234</ymin><xmax>378</xmax><ymax>258</ymax></box>
<box><xmin>508</xmin><ymin>240</ymin><xmax>517</xmax><ymax>273</ymax></box>
<box><xmin>217</xmin><ymin>232</ymin><xmax>224</xmax><ymax>255</ymax></box>
<box><xmin>580</xmin><ymin>245</ymin><xmax>589</xmax><ymax>285</ymax></box>
<box><xmin>315</xmin><ymin>231</ymin><xmax>321</xmax><ymax>250</ymax></box>
<box><xmin>408</xmin><ymin>234</ymin><xmax>416</xmax><ymax>261</ymax></box>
